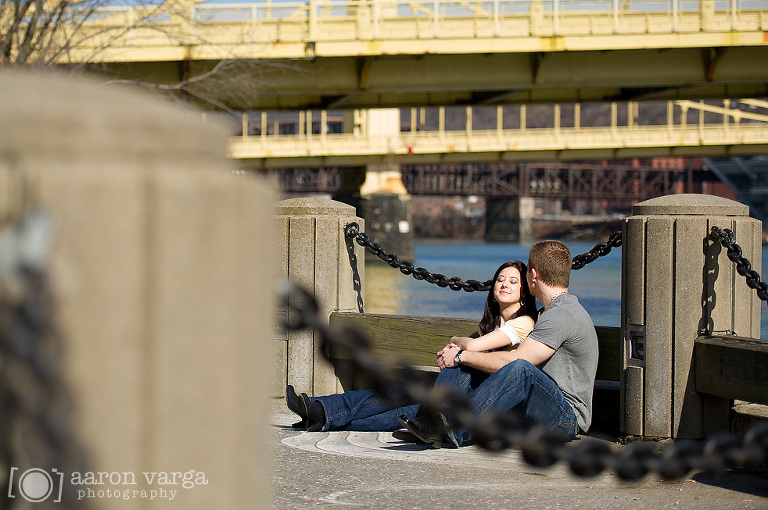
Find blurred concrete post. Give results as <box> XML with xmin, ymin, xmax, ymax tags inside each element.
<box><xmin>0</xmin><ymin>70</ymin><xmax>275</xmax><ymax>508</ymax></box>
<box><xmin>275</xmin><ymin>198</ymin><xmax>365</xmax><ymax>397</ymax></box>
<box><xmin>621</xmin><ymin>194</ymin><xmax>761</xmax><ymax>438</ymax></box>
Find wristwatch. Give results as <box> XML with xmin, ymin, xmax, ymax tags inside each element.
<box><xmin>454</xmin><ymin>349</ymin><xmax>464</xmax><ymax>366</ymax></box>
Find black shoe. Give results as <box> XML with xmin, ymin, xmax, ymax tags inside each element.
<box><xmin>299</xmin><ymin>393</ymin><xmax>327</xmax><ymax>432</ymax></box>
<box><xmin>285</xmin><ymin>385</ymin><xmax>308</xmax><ymax>428</ymax></box>
<box><xmin>396</xmin><ymin>415</ymin><xmax>460</xmax><ymax>449</ymax></box>
<box><xmin>392</xmin><ymin>427</ymin><xmax>427</xmax><ymax>444</ymax></box>
<box><xmin>436</xmin><ymin>412</ymin><xmax>461</xmax><ymax>449</ymax></box>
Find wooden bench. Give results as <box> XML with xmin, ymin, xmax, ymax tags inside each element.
<box><xmin>694</xmin><ymin>335</ymin><xmax>768</xmax><ymax>405</ymax></box>
<box><xmin>328</xmin><ymin>311</ymin><xmax>621</xmax><ymax>382</ymax></box>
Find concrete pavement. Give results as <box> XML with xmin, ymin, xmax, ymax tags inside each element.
<box><xmin>270</xmin><ymin>399</ymin><xmax>768</xmax><ymax>509</ymax></box>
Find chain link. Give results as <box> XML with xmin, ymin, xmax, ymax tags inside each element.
<box><xmin>0</xmin><ymin>209</ymin><xmax>89</xmax><ymax>508</ymax></box>
<box><xmin>279</xmin><ymin>280</ymin><xmax>768</xmax><ymax>482</ymax></box>
<box><xmin>346</xmin><ymin>222</ymin><xmax>766</xmax><ymax>303</ymax></box>
<box><xmin>570</xmin><ymin>230</ymin><xmax>623</xmax><ymax>270</ymax></box>
<box><xmin>343</xmin><ymin>222</ymin><xmax>489</xmax><ymax>292</ymax></box>
<box><xmin>343</xmin><ymin>223</ymin><xmax>622</xmax><ymax>292</ymax></box>
<box><xmin>710</xmin><ymin>226</ymin><xmax>768</xmax><ymax>303</ymax></box>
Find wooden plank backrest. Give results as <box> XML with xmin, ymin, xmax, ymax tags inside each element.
<box><xmin>694</xmin><ymin>335</ymin><xmax>768</xmax><ymax>405</ymax></box>
<box><xmin>329</xmin><ymin>312</ymin><xmax>620</xmax><ymax>381</ymax></box>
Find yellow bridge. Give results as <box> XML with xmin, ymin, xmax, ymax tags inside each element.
<box><xmin>230</xmin><ymin>99</ymin><xmax>768</xmax><ymax>167</ymax></box>
<box><xmin>70</xmin><ymin>0</ymin><xmax>768</xmax><ymax>110</ymax></box>
<box><xmin>55</xmin><ymin>0</ymin><xmax>768</xmax><ymax>207</ymax></box>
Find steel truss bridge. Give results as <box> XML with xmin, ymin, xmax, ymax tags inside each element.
<box><xmin>262</xmin><ymin>160</ymin><xmax>704</xmax><ymax>199</ymax></box>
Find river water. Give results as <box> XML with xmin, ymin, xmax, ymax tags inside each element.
<box><xmin>364</xmin><ymin>239</ymin><xmax>768</xmax><ymax>338</ymax></box>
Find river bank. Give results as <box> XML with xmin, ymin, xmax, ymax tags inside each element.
<box><xmin>410</xmin><ymin>195</ymin><xmax>767</xmax><ymax>243</ymax></box>
<box><xmin>411</xmin><ymin>195</ymin><xmax>627</xmax><ymax>241</ymax></box>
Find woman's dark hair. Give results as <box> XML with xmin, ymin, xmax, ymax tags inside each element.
<box><xmin>478</xmin><ymin>261</ymin><xmax>538</xmax><ymax>335</ymax></box>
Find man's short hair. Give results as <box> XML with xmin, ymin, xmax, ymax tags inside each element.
<box><xmin>529</xmin><ymin>240</ymin><xmax>571</xmax><ymax>288</ymax></box>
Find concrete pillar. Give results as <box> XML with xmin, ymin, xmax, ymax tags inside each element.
<box><xmin>359</xmin><ymin>109</ymin><xmax>408</xmax><ymax>197</ymax></box>
<box><xmin>0</xmin><ymin>71</ymin><xmax>275</xmax><ymax>507</ymax></box>
<box><xmin>621</xmin><ymin>194</ymin><xmax>761</xmax><ymax>438</ymax></box>
<box><xmin>356</xmin><ymin>192</ymin><xmax>414</xmax><ymax>262</ymax></box>
<box><xmin>485</xmin><ymin>197</ymin><xmax>535</xmax><ymax>242</ymax></box>
<box><xmin>336</xmin><ymin>108</ymin><xmax>414</xmax><ymax>261</ymax></box>
<box><xmin>275</xmin><ymin>198</ymin><xmax>365</xmax><ymax>397</ymax></box>
<box><xmin>359</xmin><ymin>163</ymin><xmax>409</xmax><ymax>196</ymax></box>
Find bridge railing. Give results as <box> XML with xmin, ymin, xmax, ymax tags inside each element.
<box><xmin>188</xmin><ymin>0</ymin><xmax>768</xmax><ymax>38</ymax></box>
<box><xmin>68</xmin><ymin>0</ymin><xmax>767</xmax><ymax>53</ymax></box>
<box><xmin>229</xmin><ymin>99</ymin><xmax>768</xmax><ymax>165</ymax></box>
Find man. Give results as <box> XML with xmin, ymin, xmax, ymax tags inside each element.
<box><xmin>400</xmin><ymin>240</ymin><xmax>599</xmax><ymax>446</ymax></box>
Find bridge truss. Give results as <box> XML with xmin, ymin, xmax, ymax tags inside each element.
<box><xmin>402</xmin><ymin>162</ymin><xmax>692</xmax><ymax>201</ymax></box>
<box><xmin>253</xmin><ymin>160</ymin><xmax>713</xmax><ymax>205</ymax></box>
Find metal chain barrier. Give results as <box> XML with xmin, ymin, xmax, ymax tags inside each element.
<box><xmin>710</xmin><ymin>226</ymin><xmax>768</xmax><ymax>303</ymax></box>
<box><xmin>343</xmin><ymin>222</ymin><xmax>489</xmax><ymax>292</ymax></box>
<box><xmin>570</xmin><ymin>230</ymin><xmax>623</xmax><ymax>270</ymax></box>
<box><xmin>279</xmin><ymin>280</ymin><xmax>768</xmax><ymax>482</ymax></box>
<box><xmin>343</xmin><ymin>222</ymin><xmax>623</xmax><ymax>292</ymax></box>
<box><xmin>0</xmin><ymin>209</ymin><xmax>89</xmax><ymax>508</ymax></box>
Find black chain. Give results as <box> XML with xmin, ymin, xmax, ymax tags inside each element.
<box><xmin>710</xmin><ymin>226</ymin><xmax>768</xmax><ymax>302</ymax></box>
<box><xmin>344</xmin><ymin>222</ymin><xmax>490</xmax><ymax>291</ymax></box>
<box><xmin>343</xmin><ymin>223</ymin><xmax>622</xmax><ymax>292</ymax></box>
<box><xmin>571</xmin><ymin>230</ymin><xmax>623</xmax><ymax>270</ymax></box>
<box><xmin>0</xmin><ymin>209</ymin><xmax>90</xmax><ymax>508</ymax></box>
<box><xmin>347</xmin><ymin>222</ymin><xmax>765</xmax><ymax>303</ymax></box>
<box><xmin>279</xmin><ymin>281</ymin><xmax>768</xmax><ymax>482</ymax></box>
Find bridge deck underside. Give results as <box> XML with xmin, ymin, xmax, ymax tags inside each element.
<box><xmin>90</xmin><ymin>45</ymin><xmax>768</xmax><ymax>110</ymax></box>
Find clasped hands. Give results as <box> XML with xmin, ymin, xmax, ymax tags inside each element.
<box><xmin>436</xmin><ymin>338</ymin><xmax>462</xmax><ymax>371</ymax></box>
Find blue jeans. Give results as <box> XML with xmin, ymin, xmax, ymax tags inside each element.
<box><xmin>312</xmin><ymin>389</ymin><xmax>420</xmax><ymax>432</ymax></box>
<box><xmin>438</xmin><ymin>359</ymin><xmax>578</xmax><ymax>444</ymax></box>
<box><xmin>311</xmin><ymin>359</ymin><xmax>577</xmax><ymax>442</ymax></box>
<box><xmin>310</xmin><ymin>371</ymin><xmax>473</xmax><ymax>432</ymax></box>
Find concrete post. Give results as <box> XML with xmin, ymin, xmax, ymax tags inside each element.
<box><xmin>621</xmin><ymin>194</ymin><xmax>761</xmax><ymax>438</ymax></box>
<box><xmin>0</xmin><ymin>71</ymin><xmax>275</xmax><ymax>507</ymax></box>
<box><xmin>275</xmin><ymin>198</ymin><xmax>365</xmax><ymax>397</ymax></box>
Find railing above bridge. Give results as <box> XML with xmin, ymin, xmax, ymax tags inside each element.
<box><xmin>229</xmin><ymin>99</ymin><xmax>768</xmax><ymax>167</ymax></box>
<box><xmin>68</xmin><ymin>0</ymin><xmax>768</xmax><ymax>61</ymax></box>
<box><xmin>47</xmin><ymin>0</ymin><xmax>768</xmax><ymax>110</ymax></box>
<box><xmin>194</xmin><ymin>0</ymin><xmax>768</xmax><ymax>40</ymax></box>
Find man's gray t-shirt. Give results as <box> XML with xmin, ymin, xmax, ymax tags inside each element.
<box><xmin>526</xmin><ymin>294</ymin><xmax>598</xmax><ymax>432</ymax></box>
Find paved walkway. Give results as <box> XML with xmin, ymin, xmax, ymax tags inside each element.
<box><xmin>271</xmin><ymin>400</ymin><xmax>768</xmax><ymax>509</ymax></box>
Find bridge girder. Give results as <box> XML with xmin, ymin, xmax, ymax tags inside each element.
<box><xmin>85</xmin><ymin>46</ymin><xmax>768</xmax><ymax>111</ymax></box>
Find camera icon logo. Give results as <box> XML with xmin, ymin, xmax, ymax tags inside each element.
<box><xmin>7</xmin><ymin>467</ymin><xmax>64</xmax><ymax>503</ymax></box>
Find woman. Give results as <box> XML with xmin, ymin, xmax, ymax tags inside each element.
<box><xmin>285</xmin><ymin>260</ymin><xmax>538</xmax><ymax>434</ymax></box>
<box><xmin>440</xmin><ymin>260</ymin><xmax>538</xmax><ymax>363</ymax></box>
